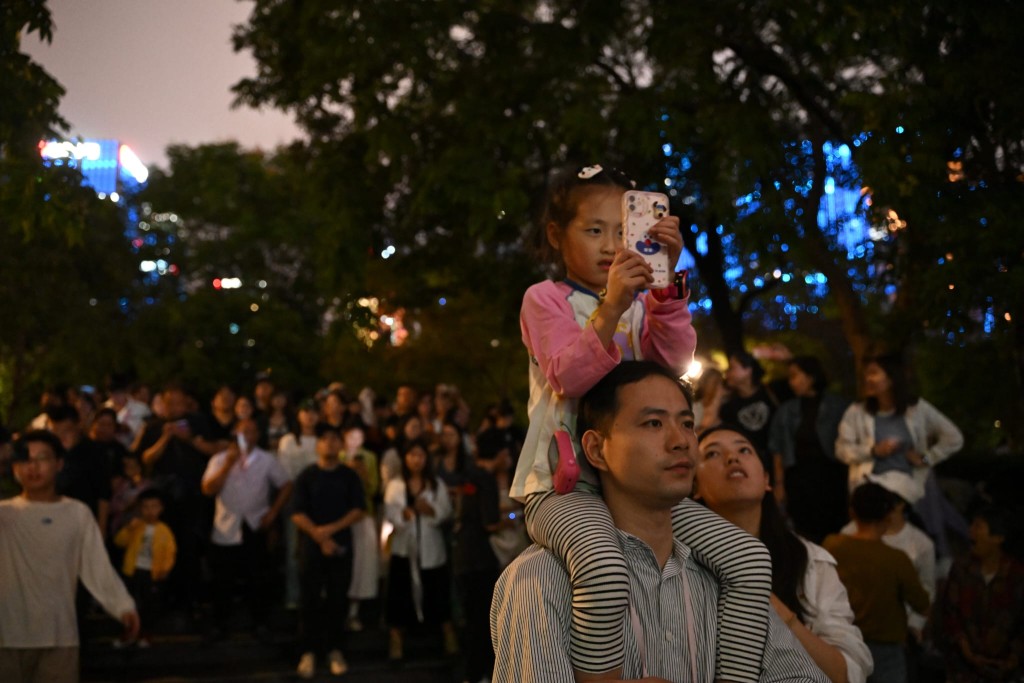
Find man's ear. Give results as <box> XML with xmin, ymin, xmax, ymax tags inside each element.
<box><xmin>580</xmin><ymin>430</ymin><xmax>608</xmax><ymax>473</ymax></box>
<box><xmin>545</xmin><ymin>222</ymin><xmax>562</xmax><ymax>252</ymax></box>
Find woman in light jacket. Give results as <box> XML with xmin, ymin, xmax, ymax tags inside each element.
<box><xmin>835</xmin><ymin>353</ymin><xmax>965</xmax><ymax>569</ymax></box>
<box><xmin>696</xmin><ymin>424</ymin><xmax>873</xmax><ymax>683</ymax></box>
<box><xmin>383</xmin><ymin>438</ymin><xmax>457</xmax><ymax>660</ymax></box>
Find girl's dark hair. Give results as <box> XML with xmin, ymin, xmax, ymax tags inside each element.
<box><xmin>789</xmin><ymin>355</ymin><xmax>828</xmax><ymax>396</ymax></box>
<box><xmin>436</xmin><ymin>421</ymin><xmax>469</xmax><ymax>473</ymax></box>
<box><xmin>759</xmin><ymin>494</ymin><xmax>809</xmax><ymax>623</ymax></box>
<box><xmin>400</xmin><ymin>437</ymin><xmax>437</xmax><ymax>491</ymax></box>
<box><xmin>534</xmin><ymin>165</ymin><xmax>636</xmax><ymax>271</ymax></box>
<box><xmin>290</xmin><ymin>399</ymin><xmax>318</xmax><ymax>440</ymax></box>
<box><xmin>863</xmin><ymin>353</ymin><xmax>918</xmax><ymax>415</ymax></box>
<box><xmin>388</xmin><ymin>414</ymin><xmax>422</xmax><ymax>460</ymax></box>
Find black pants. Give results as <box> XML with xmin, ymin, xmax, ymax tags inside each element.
<box><xmin>208</xmin><ymin>525</ymin><xmax>272</xmax><ymax>628</ymax></box>
<box><xmin>129</xmin><ymin>570</ymin><xmax>164</xmax><ymax>636</ymax></box>
<box><xmin>163</xmin><ymin>492</ymin><xmax>211</xmax><ymax>612</ymax></box>
<box><xmin>299</xmin><ymin>546</ymin><xmax>352</xmax><ymax>654</ymax></box>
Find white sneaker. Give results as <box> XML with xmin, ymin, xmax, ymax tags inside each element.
<box><xmin>296</xmin><ymin>652</ymin><xmax>315</xmax><ymax>679</ymax></box>
<box><xmin>328</xmin><ymin>649</ymin><xmax>348</xmax><ymax>676</ymax></box>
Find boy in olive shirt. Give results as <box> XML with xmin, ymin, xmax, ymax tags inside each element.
<box><xmin>824</xmin><ymin>481</ymin><xmax>930</xmax><ymax>683</ymax></box>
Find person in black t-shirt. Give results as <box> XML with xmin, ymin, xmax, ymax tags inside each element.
<box><xmin>720</xmin><ymin>351</ymin><xmax>778</xmax><ymax>473</ymax></box>
<box><xmin>51</xmin><ymin>406</ymin><xmax>113</xmax><ymax>539</ymax></box>
<box><xmin>475</xmin><ymin>401</ymin><xmax>525</xmax><ymax>472</ymax></box>
<box><xmin>135</xmin><ymin>383</ymin><xmax>214</xmax><ymax>615</ymax></box>
<box><xmin>290</xmin><ymin>423</ymin><xmax>365</xmax><ymax>679</ymax></box>
<box><xmin>452</xmin><ymin>455</ymin><xmax>501</xmax><ymax>683</ymax></box>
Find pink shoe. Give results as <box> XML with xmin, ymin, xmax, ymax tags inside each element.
<box><xmin>552</xmin><ymin>430</ymin><xmax>580</xmax><ymax>494</ymax></box>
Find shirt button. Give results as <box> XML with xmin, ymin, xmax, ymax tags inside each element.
<box><xmin>665</xmin><ymin>631</ymin><xmax>675</xmax><ymax>642</ymax></box>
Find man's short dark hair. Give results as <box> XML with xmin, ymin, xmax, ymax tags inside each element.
<box><xmin>315</xmin><ymin>422</ymin><xmax>342</xmax><ymax>439</ymax></box>
<box><xmin>577</xmin><ymin>361</ymin><xmax>693</xmax><ymax>437</ymax></box>
<box><xmin>12</xmin><ymin>430</ymin><xmax>66</xmax><ymax>461</ymax></box>
<box><xmin>850</xmin><ymin>482</ymin><xmax>897</xmax><ymax>523</ymax></box>
<box><xmin>973</xmin><ymin>505</ymin><xmax>1012</xmax><ymax>539</ymax></box>
<box><xmin>95</xmin><ymin>407</ymin><xmax>119</xmax><ymax>423</ymax></box>
<box><xmin>46</xmin><ymin>405</ymin><xmax>79</xmax><ymax>425</ymax></box>
<box><xmin>137</xmin><ymin>488</ymin><xmax>164</xmax><ymax>506</ymax></box>
<box><xmin>731</xmin><ymin>351</ymin><xmax>766</xmax><ymax>384</ymax></box>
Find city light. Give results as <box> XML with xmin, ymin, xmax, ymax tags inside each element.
<box><xmin>40</xmin><ymin>140</ymin><xmax>101</xmax><ymax>161</ymax></box>
<box><xmin>119</xmin><ymin>144</ymin><xmax>149</xmax><ymax>183</ymax></box>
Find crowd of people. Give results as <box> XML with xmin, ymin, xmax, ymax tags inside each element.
<box><xmin>0</xmin><ymin>375</ymin><xmax>529</xmax><ymax>681</ymax></box>
<box><xmin>2</xmin><ymin>162</ymin><xmax>1023</xmax><ymax>683</ymax></box>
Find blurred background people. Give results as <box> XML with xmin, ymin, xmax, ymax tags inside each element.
<box><xmin>769</xmin><ymin>356</ymin><xmax>850</xmax><ymax>543</ymax></box>
<box><xmin>340</xmin><ymin>423</ymin><xmax>379</xmax><ymax>632</ymax></box>
<box><xmin>720</xmin><ymin>351</ymin><xmax>778</xmax><ymax>467</ymax></box>
<box><xmin>935</xmin><ymin>505</ymin><xmax>1024</xmax><ymax>682</ymax></box>
<box><xmin>824</xmin><ymin>482</ymin><xmax>930</xmax><ymax>683</ymax></box>
<box><xmin>836</xmin><ymin>353</ymin><xmax>965</xmax><ymax>574</ymax></box>
<box><xmin>383</xmin><ymin>438</ymin><xmax>457</xmax><ymax>661</ymax></box>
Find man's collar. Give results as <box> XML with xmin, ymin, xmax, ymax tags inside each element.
<box><xmin>615</xmin><ymin>527</ymin><xmax>693</xmax><ymax>578</ymax></box>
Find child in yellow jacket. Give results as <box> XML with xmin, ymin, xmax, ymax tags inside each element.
<box><xmin>114</xmin><ymin>489</ymin><xmax>176</xmax><ymax>646</ymax></box>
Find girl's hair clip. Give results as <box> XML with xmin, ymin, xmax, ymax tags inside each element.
<box><xmin>577</xmin><ymin>165</ymin><xmax>603</xmax><ymax>179</ymax></box>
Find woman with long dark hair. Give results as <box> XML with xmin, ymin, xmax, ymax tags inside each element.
<box><xmin>768</xmin><ymin>356</ymin><xmax>850</xmax><ymax>543</ymax></box>
<box><xmin>383</xmin><ymin>438</ymin><xmax>457</xmax><ymax>660</ymax></box>
<box><xmin>696</xmin><ymin>424</ymin><xmax>872</xmax><ymax>683</ymax></box>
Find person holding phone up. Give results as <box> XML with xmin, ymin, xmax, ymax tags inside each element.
<box><xmin>512</xmin><ymin>165</ymin><xmax>772</xmax><ymax>682</ymax></box>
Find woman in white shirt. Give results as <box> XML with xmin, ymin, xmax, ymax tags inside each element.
<box><xmin>835</xmin><ymin>353</ymin><xmax>964</xmax><ymax>570</ymax></box>
<box><xmin>695</xmin><ymin>424</ymin><xmax>873</xmax><ymax>683</ymax></box>
<box><xmin>383</xmin><ymin>438</ymin><xmax>456</xmax><ymax>660</ymax></box>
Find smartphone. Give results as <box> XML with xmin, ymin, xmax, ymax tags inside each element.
<box><xmin>237</xmin><ymin>432</ymin><xmax>247</xmax><ymax>452</ymax></box>
<box><xmin>622</xmin><ymin>190</ymin><xmax>672</xmax><ymax>288</ymax></box>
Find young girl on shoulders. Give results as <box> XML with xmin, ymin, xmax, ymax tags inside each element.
<box><xmin>512</xmin><ymin>164</ymin><xmax>771</xmax><ymax>683</ymax></box>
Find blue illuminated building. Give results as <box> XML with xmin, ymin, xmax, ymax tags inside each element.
<box><xmin>40</xmin><ymin>139</ymin><xmax>161</xmax><ymax>305</ymax></box>
<box><xmin>39</xmin><ymin>139</ymin><xmax>149</xmax><ymax>197</ymax></box>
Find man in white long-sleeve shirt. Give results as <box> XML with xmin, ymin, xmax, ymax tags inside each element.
<box><xmin>490</xmin><ymin>361</ymin><xmax>828</xmax><ymax>682</ymax></box>
<box><xmin>0</xmin><ymin>430</ymin><xmax>138</xmax><ymax>683</ymax></box>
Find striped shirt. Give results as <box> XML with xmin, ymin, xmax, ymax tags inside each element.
<box><xmin>491</xmin><ymin>532</ymin><xmax>829</xmax><ymax>682</ymax></box>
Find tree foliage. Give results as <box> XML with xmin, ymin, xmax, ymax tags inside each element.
<box><xmin>0</xmin><ymin>1</ymin><xmax>138</xmax><ymax>424</ymax></box>
<box><xmin>229</xmin><ymin>0</ymin><xmax>1024</xmax><ymax>445</ymax></box>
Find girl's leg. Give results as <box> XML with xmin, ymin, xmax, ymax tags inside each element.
<box><xmin>526</xmin><ymin>491</ymin><xmax>629</xmax><ymax>677</ymax></box>
<box><xmin>671</xmin><ymin>497</ymin><xmax>772</xmax><ymax>683</ymax></box>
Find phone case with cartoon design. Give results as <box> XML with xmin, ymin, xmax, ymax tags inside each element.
<box><xmin>622</xmin><ymin>191</ymin><xmax>672</xmax><ymax>288</ymax></box>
